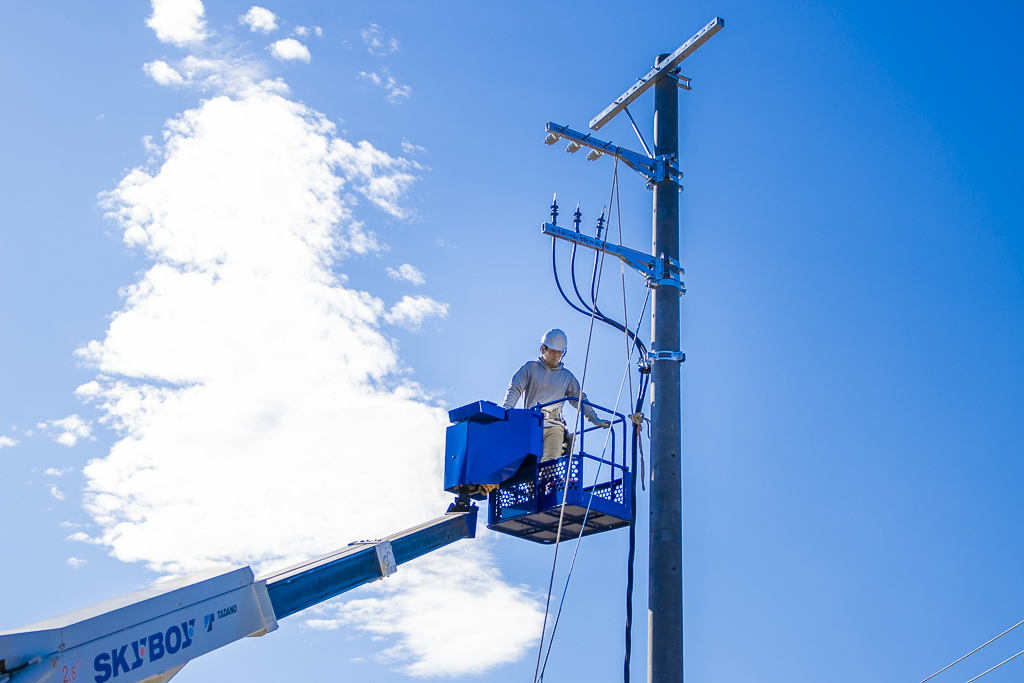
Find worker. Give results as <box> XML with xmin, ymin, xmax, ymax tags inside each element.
<box><xmin>503</xmin><ymin>328</ymin><xmax>610</xmax><ymax>462</ymax></box>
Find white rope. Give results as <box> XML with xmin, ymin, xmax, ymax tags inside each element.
<box><xmin>536</xmin><ymin>243</ymin><xmax>651</xmax><ymax>678</ymax></box>
<box><xmin>534</xmin><ymin>157</ymin><xmax>653</xmax><ymax>681</ymax></box>
<box><xmin>534</xmin><ymin>159</ymin><xmax>621</xmax><ymax>683</ymax></box>
<box><xmin>532</xmin><ymin>244</ymin><xmax>603</xmax><ymax>683</ymax></box>
<box><xmin>536</xmin><ymin>295</ymin><xmax>650</xmax><ymax>681</ymax></box>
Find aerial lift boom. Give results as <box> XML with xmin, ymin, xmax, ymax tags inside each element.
<box><xmin>0</xmin><ymin>509</ymin><xmax>477</xmax><ymax>683</ymax></box>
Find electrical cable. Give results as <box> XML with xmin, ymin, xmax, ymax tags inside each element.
<box><xmin>962</xmin><ymin>647</ymin><xmax>1024</xmax><ymax>683</ymax></box>
<box><xmin>538</xmin><ymin>294</ymin><xmax>650</xmax><ymax>683</ymax></box>
<box><xmin>624</xmin><ymin>369</ymin><xmax>649</xmax><ymax>683</ymax></box>
<box><xmin>563</xmin><ymin>240</ymin><xmax>647</xmax><ymax>358</ymax></box>
<box><xmin>919</xmin><ymin>618</ymin><xmax>1024</xmax><ymax>683</ymax></box>
<box><xmin>550</xmin><ymin>163</ymin><xmax>647</xmax><ymax>360</ymax></box>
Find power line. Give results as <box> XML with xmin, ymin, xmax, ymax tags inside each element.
<box><xmin>962</xmin><ymin>647</ymin><xmax>1024</xmax><ymax>683</ymax></box>
<box><xmin>919</xmin><ymin>619</ymin><xmax>1024</xmax><ymax>683</ymax></box>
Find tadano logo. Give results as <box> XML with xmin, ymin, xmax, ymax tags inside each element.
<box><xmin>92</xmin><ymin>619</ymin><xmax>194</xmax><ymax>683</ymax></box>
<box><xmin>203</xmin><ymin>604</ymin><xmax>237</xmax><ymax>632</ymax></box>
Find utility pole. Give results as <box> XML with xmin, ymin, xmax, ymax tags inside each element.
<box><xmin>648</xmin><ymin>56</ymin><xmax>683</xmax><ymax>683</ymax></box>
<box><xmin>540</xmin><ymin>17</ymin><xmax>723</xmax><ymax>683</ymax></box>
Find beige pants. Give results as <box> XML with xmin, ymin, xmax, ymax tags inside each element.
<box><xmin>542</xmin><ymin>423</ymin><xmax>565</xmax><ymax>462</ymax></box>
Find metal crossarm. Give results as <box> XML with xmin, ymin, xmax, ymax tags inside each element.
<box><xmin>544</xmin><ymin>123</ymin><xmax>681</xmax><ymax>185</ymax></box>
<box><xmin>541</xmin><ymin>223</ymin><xmax>684</xmax><ymax>292</ymax></box>
<box><xmin>589</xmin><ymin>16</ymin><xmax>724</xmax><ymax>131</ymax></box>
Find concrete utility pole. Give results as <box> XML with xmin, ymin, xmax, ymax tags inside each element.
<box><xmin>540</xmin><ymin>16</ymin><xmax>723</xmax><ymax>683</ymax></box>
<box><xmin>648</xmin><ymin>58</ymin><xmax>683</xmax><ymax>683</ymax></box>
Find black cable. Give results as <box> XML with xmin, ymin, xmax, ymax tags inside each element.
<box><xmin>624</xmin><ymin>370</ymin><xmax>649</xmax><ymax>683</ymax></box>
<box><xmin>553</xmin><ymin>239</ymin><xmax>594</xmax><ymax>319</ymax></box>
<box><xmin>557</xmin><ymin>239</ymin><xmax>648</xmax><ymax>358</ymax></box>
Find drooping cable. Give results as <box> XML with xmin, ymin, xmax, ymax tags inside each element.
<box><xmin>555</xmin><ymin>238</ymin><xmax>647</xmax><ymax>359</ymax></box>
<box><xmin>549</xmin><ymin>158</ymin><xmax>647</xmax><ymax>361</ymax></box>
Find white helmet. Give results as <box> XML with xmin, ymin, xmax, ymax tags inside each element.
<box><xmin>540</xmin><ymin>328</ymin><xmax>568</xmax><ymax>354</ymax></box>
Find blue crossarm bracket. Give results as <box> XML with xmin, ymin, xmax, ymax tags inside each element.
<box><xmin>544</xmin><ymin>123</ymin><xmax>681</xmax><ymax>186</ymax></box>
<box><xmin>541</xmin><ymin>222</ymin><xmax>685</xmax><ymax>293</ymax></box>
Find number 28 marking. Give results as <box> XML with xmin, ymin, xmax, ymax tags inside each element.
<box><xmin>61</xmin><ymin>659</ymin><xmax>81</xmax><ymax>682</ymax></box>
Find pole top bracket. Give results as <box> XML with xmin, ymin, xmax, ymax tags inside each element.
<box><xmin>589</xmin><ymin>16</ymin><xmax>724</xmax><ymax>131</ymax></box>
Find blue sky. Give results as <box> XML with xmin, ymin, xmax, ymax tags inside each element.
<box><xmin>2</xmin><ymin>1</ymin><xmax>1023</xmax><ymax>682</ymax></box>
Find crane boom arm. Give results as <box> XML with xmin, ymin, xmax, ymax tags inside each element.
<box><xmin>0</xmin><ymin>509</ymin><xmax>477</xmax><ymax>683</ymax></box>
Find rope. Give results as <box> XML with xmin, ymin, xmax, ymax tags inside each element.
<box><xmin>537</xmin><ymin>158</ymin><xmax>653</xmax><ymax>683</ymax></box>
<box><xmin>919</xmin><ymin>618</ymin><xmax>1024</xmax><ymax>683</ymax></box>
<box><xmin>538</xmin><ymin>290</ymin><xmax>650</xmax><ymax>682</ymax></box>
<box><xmin>532</xmin><ymin>245</ymin><xmax>603</xmax><ymax>683</ymax></box>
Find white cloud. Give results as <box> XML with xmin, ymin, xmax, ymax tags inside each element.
<box><xmin>172</xmin><ymin>55</ymin><xmax>276</xmax><ymax>93</ymax></box>
<box><xmin>49</xmin><ymin>485</ymin><xmax>66</xmax><ymax>501</ymax></box>
<box><xmin>387</xmin><ymin>264</ymin><xmax>425</xmax><ymax>286</ymax></box>
<box><xmin>306</xmin><ymin>543</ymin><xmax>543</xmax><ymax>677</ymax></box>
<box><xmin>269</xmin><ymin>38</ymin><xmax>311</xmax><ymax>63</ymax></box>
<box><xmin>360</xmin><ymin>24</ymin><xmax>398</xmax><ymax>56</ymax></box>
<box><xmin>384</xmin><ymin>296</ymin><xmax>449</xmax><ymax>331</ymax></box>
<box><xmin>293</xmin><ymin>26</ymin><xmax>322</xmax><ymax>37</ymax></box>
<box><xmin>66</xmin><ymin>557</ymin><xmax>87</xmax><ymax>569</ymax></box>
<box><xmin>400</xmin><ymin>139</ymin><xmax>426</xmax><ymax>155</ymax></box>
<box><xmin>0</xmin><ymin>436</ymin><xmax>18</xmax><ymax>449</ymax></box>
<box><xmin>359</xmin><ymin>68</ymin><xmax>411</xmax><ymax>104</ymax></box>
<box><xmin>45</xmin><ymin>467</ymin><xmax>75</xmax><ymax>476</ymax></box>
<box><xmin>38</xmin><ymin>415</ymin><xmax>94</xmax><ymax>447</ymax></box>
<box><xmin>146</xmin><ymin>0</ymin><xmax>209</xmax><ymax>47</ymax></box>
<box><xmin>144</xmin><ymin>60</ymin><xmax>185</xmax><ymax>86</ymax></box>
<box><xmin>77</xmin><ymin>81</ymin><xmax>539</xmax><ymax>675</ymax></box>
<box><xmin>240</xmin><ymin>6</ymin><xmax>278</xmax><ymax>33</ymax></box>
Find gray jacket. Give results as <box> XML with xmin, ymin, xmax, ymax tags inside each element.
<box><xmin>502</xmin><ymin>358</ymin><xmax>602</xmax><ymax>427</ymax></box>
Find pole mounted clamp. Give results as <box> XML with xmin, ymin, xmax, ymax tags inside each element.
<box><xmin>654</xmin><ymin>155</ymin><xmax>681</xmax><ymax>184</ymax></box>
<box><xmin>649</xmin><ymin>350</ymin><xmax>685</xmax><ymax>363</ymax></box>
<box><xmin>646</xmin><ymin>254</ymin><xmax>686</xmax><ymax>293</ymax></box>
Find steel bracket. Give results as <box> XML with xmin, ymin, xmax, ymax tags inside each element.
<box><xmin>545</xmin><ymin>122</ymin><xmax>682</xmax><ymax>187</ymax></box>
<box><xmin>542</xmin><ymin>223</ymin><xmax>683</xmax><ymax>286</ymax></box>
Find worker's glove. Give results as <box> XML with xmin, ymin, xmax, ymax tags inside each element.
<box><xmin>596</xmin><ymin>420</ymin><xmax>611</xmax><ymax>429</ymax></box>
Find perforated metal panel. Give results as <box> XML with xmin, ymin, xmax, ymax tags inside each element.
<box><xmin>488</xmin><ymin>453</ymin><xmax>631</xmax><ymax>544</ymax></box>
